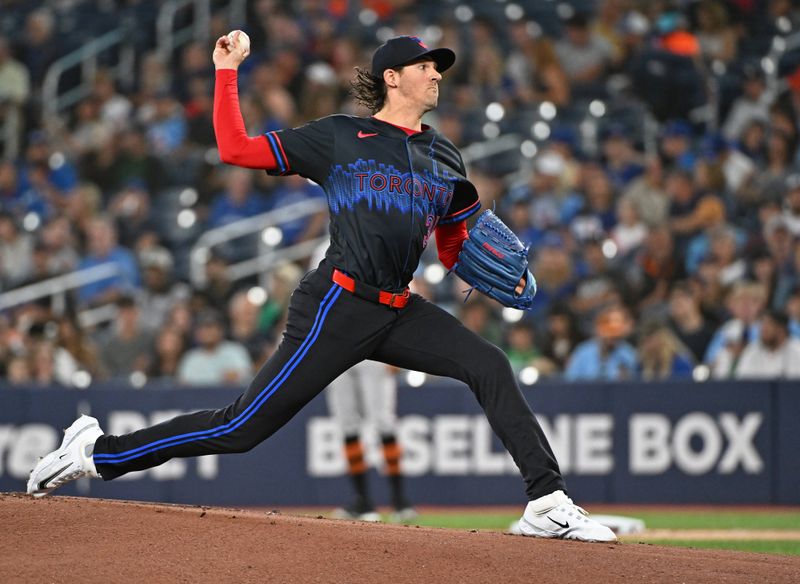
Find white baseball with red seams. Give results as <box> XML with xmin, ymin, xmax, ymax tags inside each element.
<box><xmin>227</xmin><ymin>30</ymin><xmax>250</xmax><ymax>56</ymax></box>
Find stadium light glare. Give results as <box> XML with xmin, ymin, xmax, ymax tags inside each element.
<box><xmin>502</xmin><ymin>307</ymin><xmax>524</xmax><ymax>323</ymax></box>
<box><xmin>193</xmin><ymin>247</ymin><xmax>210</xmax><ymax>264</ymax></box>
<box><xmin>406</xmin><ymin>370</ymin><xmax>426</xmax><ymax>387</ymax></box>
<box><xmin>130</xmin><ymin>371</ymin><xmax>147</xmax><ymax>389</ymax></box>
<box><xmin>526</xmin><ymin>21</ymin><xmax>542</xmax><ymax>38</ymax></box>
<box><xmin>423</xmin><ymin>263</ymin><xmax>446</xmax><ymax>285</ymax></box>
<box><xmin>482</xmin><ymin>122</ymin><xmax>500</xmax><ymax>139</ymax></box>
<box><xmin>519</xmin><ymin>366</ymin><xmax>539</xmax><ymax>385</ymax></box>
<box><xmin>532</xmin><ymin>121</ymin><xmax>550</xmax><ymax>140</ymax></box>
<box><xmin>179</xmin><ymin>188</ymin><xmax>198</xmax><ymax>207</ymax></box>
<box><xmin>306</xmin><ymin>62</ymin><xmax>337</xmax><ymax>85</ymax></box>
<box><xmin>177</xmin><ymin>209</ymin><xmax>196</xmax><ymax>229</ymax></box>
<box><xmin>505</xmin><ymin>4</ymin><xmax>524</xmax><ymax>21</ymax></box>
<box><xmin>48</xmin><ymin>152</ymin><xmax>66</xmax><ymax>170</ymax></box>
<box><xmin>520</xmin><ymin>140</ymin><xmax>538</xmax><ymax>158</ymax></box>
<box><xmin>71</xmin><ymin>370</ymin><xmax>92</xmax><ymax>389</ymax></box>
<box><xmin>247</xmin><ymin>286</ymin><xmax>268</xmax><ymax>305</ymax></box>
<box><xmin>455</xmin><ymin>5</ymin><xmax>474</xmax><ymax>22</ymax></box>
<box><xmin>486</xmin><ymin>102</ymin><xmax>505</xmax><ymax>122</ymax></box>
<box><xmin>376</xmin><ymin>26</ymin><xmax>395</xmax><ymax>43</ymax></box>
<box><xmin>22</xmin><ymin>212</ymin><xmax>41</xmax><ymax>232</ymax></box>
<box><xmin>205</xmin><ymin>148</ymin><xmax>220</xmax><ymax>164</ymax></box>
<box><xmin>693</xmin><ymin>365</ymin><xmax>711</xmax><ymax>382</ymax></box>
<box><xmin>424</xmin><ymin>25</ymin><xmax>443</xmax><ymax>43</ymax></box>
<box><xmin>556</xmin><ymin>3</ymin><xmax>574</xmax><ymax>19</ymax></box>
<box><xmin>262</xmin><ymin>226</ymin><xmax>283</xmax><ymax>246</ymax></box>
<box><xmin>601</xmin><ymin>239</ymin><xmax>618</xmax><ymax>259</ymax></box>
<box><xmin>589</xmin><ymin>100</ymin><xmax>606</xmax><ymax>117</ymax></box>
<box><xmin>359</xmin><ymin>9</ymin><xmax>378</xmax><ymax>26</ymax></box>
<box><xmin>539</xmin><ymin>101</ymin><xmax>557</xmax><ymax>120</ymax></box>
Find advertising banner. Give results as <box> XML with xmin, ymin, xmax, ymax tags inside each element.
<box><xmin>0</xmin><ymin>380</ymin><xmax>791</xmax><ymax>506</ymax></box>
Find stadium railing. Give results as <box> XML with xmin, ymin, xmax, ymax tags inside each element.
<box><xmin>41</xmin><ymin>28</ymin><xmax>135</xmax><ymax>126</ymax></box>
<box><xmin>0</xmin><ymin>262</ymin><xmax>121</xmax><ymax>317</ymax></box>
<box><xmin>189</xmin><ymin>198</ymin><xmax>329</xmax><ymax>289</ymax></box>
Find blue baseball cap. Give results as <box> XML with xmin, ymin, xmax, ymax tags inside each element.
<box><xmin>371</xmin><ymin>36</ymin><xmax>456</xmax><ymax>77</ymax></box>
<box><xmin>550</xmin><ymin>125</ymin><xmax>577</xmax><ymax>147</ymax></box>
<box><xmin>661</xmin><ymin>119</ymin><xmax>692</xmax><ymax>138</ymax></box>
<box><xmin>540</xmin><ymin>231</ymin><xmax>565</xmax><ymax>249</ymax></box>
<box><xmin>702</xmin><ymin>133</ymin><xmax>730</xmax><ymax>158</ymax></box>
<box><xmin>601</xmin><ymin>123</ymin><xmax>629</xmax><ymax>141</ymax></box>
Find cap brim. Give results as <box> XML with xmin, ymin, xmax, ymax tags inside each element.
<box><xmin>402</xmin><ymin>48</ymin><xmax>456</xmax><ymax>73</ymax></box>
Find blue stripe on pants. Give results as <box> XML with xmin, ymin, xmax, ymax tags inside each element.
<box><xmin>94</xmin><ymin>283</ymin><xmax>342</xmax><ymax>464</ymax></box>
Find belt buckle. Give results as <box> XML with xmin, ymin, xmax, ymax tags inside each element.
<box><xmin>389</xmin><ymin>289</ymin><xmax>410</xmax><ymax>308</ymax></box>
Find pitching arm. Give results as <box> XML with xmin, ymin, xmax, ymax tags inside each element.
<box><xmin>213</xmin><ymin>69</ymin><xmax>279</xmax><ymax>169</ymax></box>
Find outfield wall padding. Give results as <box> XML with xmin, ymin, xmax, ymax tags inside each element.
<box><xmin>1</xmin><ymin>380</ymin><xmax>795</xmax><ymax>505</ymax></box>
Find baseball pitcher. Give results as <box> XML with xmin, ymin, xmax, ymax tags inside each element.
<box><xmin>28</xmin><ymin>32</ymin><xmax>615</xmax><ymax>543</ymax></box>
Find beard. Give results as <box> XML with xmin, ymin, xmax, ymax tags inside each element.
<box><xmin>422</xmin><ymin>93</ymin><xmax>438</xmax><ymax>113</ymax></box>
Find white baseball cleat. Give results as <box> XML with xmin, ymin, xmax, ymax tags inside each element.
<box><xmin>517</xmin><ymin>490</ymin><xmax>618</xmax><ymax>543</ymax></box>
<box><xmin>331</xmin><ymin>497</ymin><xmax>382</xmax><ymax>522</ymax></box>
<box><xmin>390</xmin><ymin>506</ymin><xmax>418</xmax><ymax>523</ymax></box>
<box><xmin>27</xmin><ymin>415</ymin><xmax>104</xmax><ymax>498</ymax></box>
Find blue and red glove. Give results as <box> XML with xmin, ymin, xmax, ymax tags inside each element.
<box><xmin>452</xmin><ymin>210</ymin><xmax>537</xmax><ymax>310</ymax></box>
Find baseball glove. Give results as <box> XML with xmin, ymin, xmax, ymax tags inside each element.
<box><xmin>452</xmin><ymin>209</ymin><xmax>537</xmax><ymax>310</ymax></box>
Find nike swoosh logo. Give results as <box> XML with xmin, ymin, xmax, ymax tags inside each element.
<box><xmin>357</xmin><ymin>131</ymin><xmax>378</xmax><ymax>138</ymax></box>
<box><xmin>547</xmin><ymin>516</ymin><xmax>569</xmax><ymax>529</ymax></box>
<box><xmin>37</xmin><ymin>463</ymin><xmax>71</xmax><ymax>491</ymax></box>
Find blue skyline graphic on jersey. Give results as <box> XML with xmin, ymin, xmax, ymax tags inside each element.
<box><xmin>325</xmin><ymin>159</ymin><xmax>454</xmax><ymax>217</ymax></box>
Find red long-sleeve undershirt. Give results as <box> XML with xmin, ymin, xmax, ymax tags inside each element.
<box><xmin>212</xmin><ymin>68</ymin><xmax>468</xmax><ymax>268</ymax></box>
<box><xmin>434</xmin><ymin>221</ymin><xmax>468</xmax><ymax>269</ymax></box>
<box><xmin>213</xmin><ymin>68</ymin><xmax>278</xmax><ymax>169</ymax></box>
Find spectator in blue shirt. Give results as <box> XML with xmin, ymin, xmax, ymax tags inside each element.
<box><xmin>600</xmin><ymin>125</ymin><xmax>644</xmax><ymax>190</ymax></box>
<box><xmin>525</xmin><ymin>232</ymin><xmax>579</xmax><ymax>322</ymax></box>
<box><xmin>637</xmin><ymin>320</ymin><xmax>695</xmax><ymax>380</ymax></box>
<box><xmin>704</xmin><ymin>280</ymin><xmax>766</xmax><ymax>369</ymax></box>
<box><xmin>266</xmin><ymin>174</ymin><xmax>327</xmax><ymax>246</ymax></box>
<box><xmin>565</xmin><ymin>305</ymin><xmax>638</xmax><ymax>381</ymax></box>
<box><xmin>144</xmin><ymin>92</ymin><xmax>188</xmax><ymax>155</ymax></box>
<box><xmin>659</xmin><ymin>119</ymin><xmax>697</xmax><ymax>172</ymax></box>
<box><xmin>22</xmin><ymin>131</ymin><xmax>79</xmax><ymax>192</ymax></box>
<box><xmin>14</xmin><ymin>132</ymin><xmax>79</xmax><ymax>221</ymax></box>
<box><xmin>76</xmin><ymin>216</ymin><xmax>140</xmax><ymax>307</ymax></box>
<box><xmin>207</xmin><ymin>168</ymin><xmax>270</xmax><ymax>261</ymax></box>
<box><xmin>207</xmin><ymin>167</ymin><xmax>268</xmax><ymax>228</ymax></box>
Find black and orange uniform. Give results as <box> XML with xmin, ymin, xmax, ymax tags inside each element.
<box><xmin>91</xmin><ymin>68</ymin><xmax>566</xmax><ymax>503</ymax></box>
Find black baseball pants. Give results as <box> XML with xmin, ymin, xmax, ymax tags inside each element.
<box><xmin>93</xmin><ymin>262</ymin><xmax>565</xmax><ymax>501</ymax></box>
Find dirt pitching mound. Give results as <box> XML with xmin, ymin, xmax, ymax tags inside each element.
<box><xmin>2</xmin><ymin>493</ymin><xmax>797</xmax><ymax>584</ymax></box>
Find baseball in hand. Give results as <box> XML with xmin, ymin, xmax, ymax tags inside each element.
<box><xmin>227</xmin><ymin>30</ymin><xmax>250</xmax><ymax>57</ymax></box>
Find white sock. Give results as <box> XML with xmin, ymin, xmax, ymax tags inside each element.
<box><xmin>527</xmin><ymin>490</ymin><xmax>570</xmax><ymax>514</ymax></box>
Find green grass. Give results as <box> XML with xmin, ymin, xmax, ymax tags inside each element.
<box><xmin>640</xmin><ymin>540</ymin><xmax>800</xmax><ymax>556</ymax></box>
<box><xmin>406</xmin><ymin>512</ymin><xmax>519</xmax><ymax>531</ymax></box>
<box><xmin>603</xmin><ymin>510</ymin><xmax>800</xmax><ymax>531</ymax></box>
<box><xmin>373</xmin><ymin>509</ymin><xmax>800</xmax><ymax>556</ymax></box>
<box><xmin>400</xmin><ymin>509</ymin><xmax>800</xmax><ymax>532</ymax></box>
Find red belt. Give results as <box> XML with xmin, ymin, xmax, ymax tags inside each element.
<box><xmin>331</xmin><ymin>268</ymin><xmax>410</xmax><ymax>309</ymax></box>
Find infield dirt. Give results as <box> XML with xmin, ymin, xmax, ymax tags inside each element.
<box><xmin>2</xmin><ymin>493</ymin><xmax>798</xmax><ymax>584</ymax></box>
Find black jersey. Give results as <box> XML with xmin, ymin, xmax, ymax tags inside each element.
<box><xmin>264</xmin><ymin>115</ymin><xmax>480</xmax><ymax>292</ymax></box>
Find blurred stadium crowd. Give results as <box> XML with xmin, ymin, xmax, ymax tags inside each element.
<box><xmin>3</xmin><ymin>0</ymin><xmax>800</xmax><ymax>388</ymax></box>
